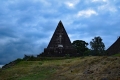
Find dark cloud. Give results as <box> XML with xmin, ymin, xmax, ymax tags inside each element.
<box><xmin>0</xmin><ymin>0</ymin><xmax>120</xmax><ymax>65</ymax></box>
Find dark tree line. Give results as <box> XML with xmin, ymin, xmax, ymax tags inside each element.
<box><xmin>72</xmin><ymin>36</ymin><xmax>105</xmax><ymax>56</ymax></box>
<box><xmin>72</xmin><ymin>40</ymin><xmax>89</xmax><ymax>56</ymax></box>
<box><xmin>90</xmin><ymin>36</ymin><xmax>105</xmax><ymax>56</ymax></box>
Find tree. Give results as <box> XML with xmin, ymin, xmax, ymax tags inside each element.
<box><xmin>90</xmin><ymin>36</ymin><xmax>105</xmax><ymax>56</ymax></box>
<box><xmin>72</xmin><ymin>40</ymin><xmax>89</xmax><ymax>56</ymax></box>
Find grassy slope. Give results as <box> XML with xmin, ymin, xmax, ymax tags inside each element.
<box><xmin>0</xmin><ymin>56</ymin><xmax>120</xmax><ymax>80</ymax></box>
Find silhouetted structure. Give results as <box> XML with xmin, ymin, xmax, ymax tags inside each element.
<box><xmin>41</xmin><ymin>21</ymin><xmax>76</xmax><ymax>57</ymax></box>
<box><xmin>106</xmin><ymin>37</ymin><xmax>120</xmax><ymax>55</ymax></box>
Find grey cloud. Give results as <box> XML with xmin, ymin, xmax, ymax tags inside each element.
<box><xmin>0</xmin><ymin>0</ymin><xmax>120</xmax><ymax>65</ymax></box>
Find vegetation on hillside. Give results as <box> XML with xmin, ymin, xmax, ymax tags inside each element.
<box><xmin>72</xmin><ymin>36</ymin><xmax>106</xmax><ymax>56</ymax></box>
<box><xmin>90</xmin><ymin>36</ymin><xmax>105</xmax><ymax>56</ymax></box>
<box><xmin>72</xmin><ymin>40</ymin><xmax>89</xmax><ymax>56</ymax></box>
<box><xmin>0</xmin><ymin>56</ymin><xmax>120</xmax><ymax>80</ymax></box>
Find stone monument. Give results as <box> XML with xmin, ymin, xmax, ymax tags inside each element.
<box><xmin>42</xmin><ymin>21</ymin><xmax>76</xmax><ymax>57</ymax></box>
<box><xmin>106</xmin><ymin>36</ymin><xmax>120</xmax><ymax>55</ymax></box>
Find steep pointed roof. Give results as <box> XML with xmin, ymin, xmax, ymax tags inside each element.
<box><xmin>47</xmin><ymin>21</ymin><xmax>72</xmax><ymax>49</ymax></box>
<box><xmin>106</xmin><ymin>37</ymin><xmax>120</xmax><ymax>55</ymax></box>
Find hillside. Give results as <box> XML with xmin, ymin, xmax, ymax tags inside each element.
<box><xmin>0</xmin><ymin>56</ymin><xmax>120</xmax><ymax>80</ymax></box>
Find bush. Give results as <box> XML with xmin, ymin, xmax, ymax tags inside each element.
<box><xmin>65</xmin><ymin>54</ymin><xmax>70</xmax><ymax>58</ymax></box>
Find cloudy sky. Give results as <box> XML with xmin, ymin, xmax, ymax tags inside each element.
<box><xmin>0</xmin><ymin>0</ymin><xmax>120</xmax><ymax>65</ymax></box>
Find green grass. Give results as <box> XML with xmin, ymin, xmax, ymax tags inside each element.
<box><xmin>16</xmin><ymin>67</ymin><xmax>55</xmax><ymax>80</ymax></box>
<box><xmin>0</xmin><ymin>58</ymin><xmax>76</xmax><ymax>80</ymax></box>
<box><xmin>0</xmin><ymin>61</ymin><xmax>56</xmax><ymax>80</ymax></box>
<box><xmin>0</xmin><ymin>56</ymin><xmax>120</xmax><ymax>80</ymax></box>
<box><xmin>113</xmin><ymin>53</ymin><xmax>120</xmax><ymax>57</ymax></box>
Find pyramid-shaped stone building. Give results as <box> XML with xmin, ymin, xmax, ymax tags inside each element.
<box><xmin>42</xmin><ymin>21</ymin><xmax>76</xmax><ymax>57</ymax></box>
<box><xmin>106</xmin><ymin>37</ymin><xmax>120</xmax><ymax>55</ymax></box>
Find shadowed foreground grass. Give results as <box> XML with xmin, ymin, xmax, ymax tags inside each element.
<box><xmin>0</xmin><ymin>56</ymin><xmax>120</xmax><ymax>80</ymax></box>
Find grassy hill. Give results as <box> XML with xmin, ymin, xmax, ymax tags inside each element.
<box><xmin>0</xmin><ymin>56</ymin><xmax>120</xmax><ymax>80</ymax></box>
